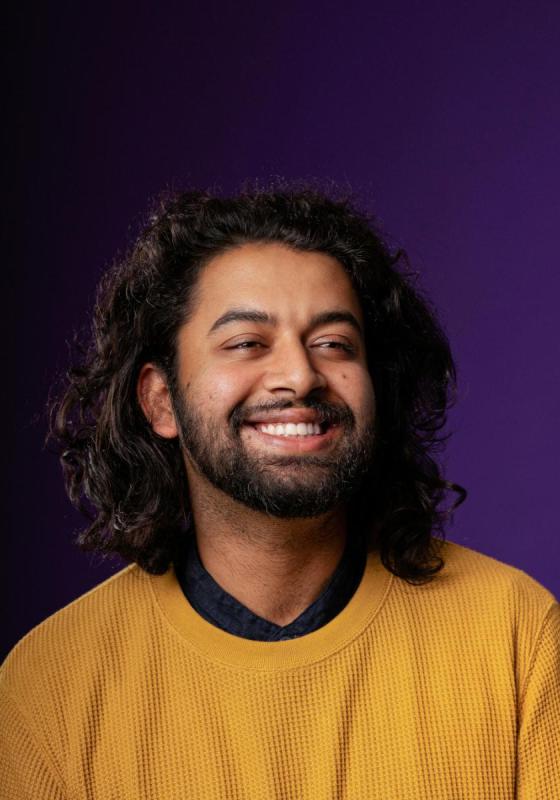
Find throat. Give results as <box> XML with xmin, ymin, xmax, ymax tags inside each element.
<box><xmin>190</xmin><ymin>509</ymin><xmax>349</xmax><ymax>626</ymax></box>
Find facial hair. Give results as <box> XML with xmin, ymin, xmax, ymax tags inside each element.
<box><xmin>170</xmin><ymin>389</ymin><xmax>376</xmax><ymax>519</ymax></box>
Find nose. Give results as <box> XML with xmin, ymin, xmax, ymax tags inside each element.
<box><xmin>262</xmin><ymin>338</ymin><xmax>327</xmax><ymax>398</ymax></box>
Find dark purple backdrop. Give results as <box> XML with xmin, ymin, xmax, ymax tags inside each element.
<box><xmin>4</xmin><ymin>1</ymin><xmax>559</xmax><ymax>660</ymax></box>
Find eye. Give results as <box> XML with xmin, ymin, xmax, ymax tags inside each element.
<box><xmin>227</xmin><ymin>340</ymin><xmax>264</xmax><ymax>350</ymax></box>
<box><xmin>314</xmin><ymin>340</ymin><xmax>356</xmax><ymax>354</ymax></box>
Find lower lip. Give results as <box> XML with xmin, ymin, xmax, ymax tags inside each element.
<box><xmin>242</xmin><ymin>424</ymin><xmax>341</xmax><ymax>453</ymax></box>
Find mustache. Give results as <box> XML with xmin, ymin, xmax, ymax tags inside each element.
<box><xmin>230</xmin><ymin>398</ymin><xmax>356</xmax><ymax>432</ymax></box>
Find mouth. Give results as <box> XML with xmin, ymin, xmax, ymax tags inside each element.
<box><xmin>250</xmin><ymin>420</ymin><xmax>330</xmax><ymax>437</ymax></box>
<box><xmin>241</xmin><ymin>419</ymin><xmax>340</xmax><ymax>453</ymax></box>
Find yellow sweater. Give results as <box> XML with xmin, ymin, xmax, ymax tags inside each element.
<box><xmin>1</xmin><ymin>540</ymin><xmax>559</xmax><ymax>799</ymax></box>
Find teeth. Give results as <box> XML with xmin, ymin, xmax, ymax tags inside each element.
<box><xmin>257</xmin><ymin>422</ymin><xmax>322</xmax><ymax>436</ymax></box>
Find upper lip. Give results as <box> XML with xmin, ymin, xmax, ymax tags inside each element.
<box><xmin>244</xmin><ymin>410</ymin><xmax>326</xmax><ymax>425</ymax></box>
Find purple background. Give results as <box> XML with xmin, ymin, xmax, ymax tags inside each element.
<box><xmin>5</xmin><ymin>1</ymin><xmax>559</xmax><ymax>659</ymax></box>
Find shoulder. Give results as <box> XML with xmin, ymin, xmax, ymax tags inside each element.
<box><xmin>0</xmin><ymin>565</ymin><xmax>166</xmax><ymax>791</ymax></box>
<box><xmin>1</xmin><ymin>564</ymin><xmax>153</xmax><ymax>701</ymax></box>
<box><xmin>393</xmin><ymin>539</ymin><xmax>557</xmax><ymax>648</ymax></box>
<box><xmin>438</xmin><ymin>539</ymin><xmax>556</xmax><ymax>609</ymax></box>
<box><xmin>432</xmin><ymin>540</ymin><xmax>557</xmax><ymax>671</ymax></box>
<box><xmin>387</xmin><ymin>540</ymin><xmax>558</xmax><ymax>693</ymax></box>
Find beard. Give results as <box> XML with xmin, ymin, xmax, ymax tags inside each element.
<box><xmin>170</xmin><ymin>388</ymin><xmax>376</xmax><ymax>519</ymax></box>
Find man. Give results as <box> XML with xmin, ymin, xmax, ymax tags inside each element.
<box><xmin>1</xmin><ymin>185</ymin><xmax>558</xmax><ymax>798</ymax></box>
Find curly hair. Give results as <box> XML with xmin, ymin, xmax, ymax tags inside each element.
<box><xmin>48</xmin><ymin>180</ymin><xmax>466</xmax><ymax>583</ymax></box>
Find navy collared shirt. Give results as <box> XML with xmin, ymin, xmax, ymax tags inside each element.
<box><xmin>176</xmin><ymin>533</ymin><xmax>368</xmax><ymax>641</ymax></box>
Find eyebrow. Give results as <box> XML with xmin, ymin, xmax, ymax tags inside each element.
<box><xmin>208</xmin><ymin>307</ymin><xmax>363</xmax><ymax>336</ymax></box>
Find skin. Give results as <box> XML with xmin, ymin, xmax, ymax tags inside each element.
<box><xmin>138</xmin><ymin>242</ymin><xmax>376</xmax><ymax>625</ymax></box>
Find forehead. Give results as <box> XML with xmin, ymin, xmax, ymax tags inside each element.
<box><xmin>190</xmin><ymin>242</ymin><xmax>363</xmax><ymax>325</ymax></box>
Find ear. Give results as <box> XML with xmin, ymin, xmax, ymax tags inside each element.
<box><xmin>137</xmin><ymin>363</ymin><xmax>179</xmax><ymax>439</ymax></box>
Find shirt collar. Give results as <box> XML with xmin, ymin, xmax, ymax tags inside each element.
<box><xmin>177</xmin><ymin>531</ymin><xmax>367</xmax><ymax>641</ymax></box>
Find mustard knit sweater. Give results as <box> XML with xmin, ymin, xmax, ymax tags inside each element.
<box><xmin>1</xmin><ymin>540</ymin><xmax>559</xmax><ymax>799</ymax></box>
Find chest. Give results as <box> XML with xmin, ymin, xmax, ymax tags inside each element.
<box><xmin>64</xmin><ymin>633</ymin><xmax>518</xmax><ymax>799</ymax></box>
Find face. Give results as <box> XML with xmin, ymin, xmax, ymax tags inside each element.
<box><xmin>168</xmin><ymin>242</ymin><xmax>376</xmax><ymax>518</ymax></box>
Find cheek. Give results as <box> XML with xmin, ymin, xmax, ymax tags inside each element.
<box><xmin>191</xmin><ymin>365</ymin><xmax>255</xmax><ymax>409</ymax></box>
<box><xmin>357</xmin><ymin>385</ymin><xmax>376</xmax><ymax>427</ymax></box>
<box><xmin>335</xmin><ymin>366</ymin><xmax>375</xmax><ymax>411</ymax></box>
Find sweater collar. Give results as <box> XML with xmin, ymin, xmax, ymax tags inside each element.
<box><xmin>149</xmin><ymin>541</ymin><xmax>393</xmax><ymax>671</ymax></box>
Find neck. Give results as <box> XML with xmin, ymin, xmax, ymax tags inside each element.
<box><xmin>186</xmin><ymin>472</ymin><xmax>348</xmax><ymax>626</ymax></box>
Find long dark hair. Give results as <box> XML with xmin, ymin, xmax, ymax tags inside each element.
<box><xmin>48</xmin><ymin>181</ymin><xmax>466</xmax><ymax>583</ymax></box>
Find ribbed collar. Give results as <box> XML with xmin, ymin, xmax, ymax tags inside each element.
<box><xmin>149</xmin><ymin>540</ymin><xmax>393</xmax><ymax>671</ymax></box>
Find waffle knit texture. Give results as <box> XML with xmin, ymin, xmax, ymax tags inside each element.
<box><xmin>1</xmin><ymin>540</ymin><xmax>559</xmax><ymax>799</ymax></box>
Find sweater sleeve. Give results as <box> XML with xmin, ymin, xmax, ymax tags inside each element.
<box><xmin>0</xmin><ymin>689</ymin><xmax>67</xmax><ymax>800</ymax></box>
<box><xmin>517</xmin><ymin>602</ymin><xmax>560</xmax><ymax>798</ymax></box>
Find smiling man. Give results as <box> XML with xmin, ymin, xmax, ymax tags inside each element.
<box><xmin>137</xmin><ymin>242</ymin><xmax>377</xmax><ymax>627</ymax></box>
<box><xmin>1</xmin><ymin>186</ymin><xmax>559</xmax><ymax>798</ymax></box>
